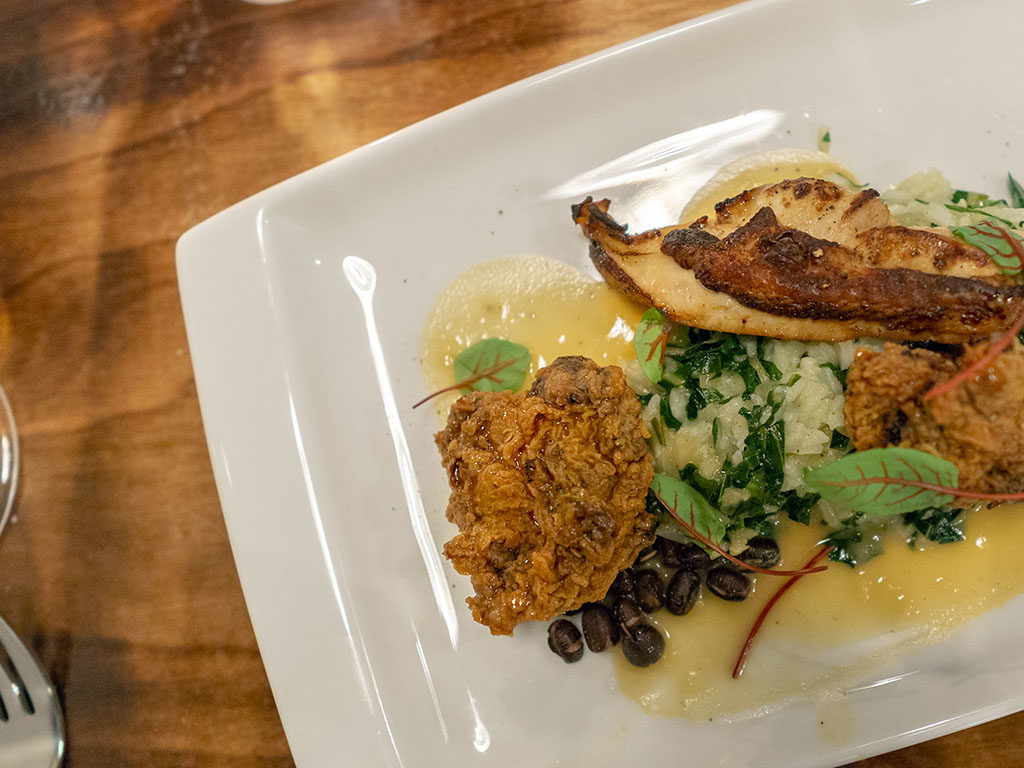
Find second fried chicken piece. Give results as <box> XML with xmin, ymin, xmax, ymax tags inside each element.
<box><xmin>844</xmin><ymin>342</ymin><xmax>1024</xmax><ymax>494</ymax></box>
<box><xmin>435</xmin><ymin>356</ymin><xmax>655</xmax><ymax>636</ymax></box>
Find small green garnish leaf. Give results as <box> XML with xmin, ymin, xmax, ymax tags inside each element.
<box><xmin>804</xmin><ymin>447</ymin><xmax>959</xmax><ymax>516</ymax></box>
<box><xmin>823</xmin><ymin>521</ymin><xmax>876</xmax><ymax>567</ymax></box>
<box><xmin>634</xmin><ymin>308</ymin><xmax>670</xmax><ymax>383</ymax></box>
<box><xmin>686</xmin><ymin>384</ymin><xmax>707</xmax><ymax>420</ymax></box>
<box><xmin>904</xmin><ymin>506</ymin><xmax>966</xmax><ymax>546</ymax></box>
<box><xmin>660</xmin><ymin>394</ymin><xmax>682</xmax><ymax>430</ymax></box>
<box><xmin>651</xmin><ymin>473</ymin><xmax>727</xmax><ymax>545</ymax></box>
<box><xmin>756</xmin><ymin>337</ymin><xmax>783</xmax><ymax>381</ymax></box>
<box><xmin>453</xmin><ymin>338</ymin><xmax>530</xmax><ymax>393</ymax></box>
<box><xmin>829</xmin><ymin>429</ymin><xmax>851</xmax><ymax>452</ymax></box>
<box><xmin>414</xmin><ymin>337</ymin><xmax>531</xmax><ymax>408</ymax></box>
<box><xmin>782</xmin><ymin>494</ymin><xmax>816</xmax><ymax>525</ymax></box>
<box><xmin>780</xmin><ymin>490</ymin><xmax>820</xmax><ymax>525</ymax></box>
<box><xmin>950</xmin><ymin>221</ymin><xmax>1024</xmax><ymax>275</ymax></box>
<box><xmin>1009</xmin><ymin>172</ymin><xmax>1024</xmax><ymax>209</ymax></box>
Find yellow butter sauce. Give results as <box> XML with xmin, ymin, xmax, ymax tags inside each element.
<box><xmin>419</xmin><ymin>253</ymin><xmax>644</xmax><ymax>414</ymax></box>
<box><xmin>680</xmin><ymin>148</ymin><xmax>855</xmax><ymax>225</ymax></box>
<box><xmin>617</xmin><ymin>509</ymin><xmax>1024</xmax><ymax>721</ymax></box>
<box><xmin>419</xmin><ymin>150</ymin><xmax>1024</xmax><ymax>722</ymax></box>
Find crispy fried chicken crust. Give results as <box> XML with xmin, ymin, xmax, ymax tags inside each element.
<box><xmin>573</xmin><ymin>178</ymin><xmax>1024</xmax><ymax>342</ymax></box>
<box><xmin>844</xmin><ymin>342</ymin><xmax>1024</xmax><ymax>494</ymax></box>
<box><xmin>435</xmin><ymin>357</ymin><xmax>655</xmax><ymax>635</ymax></box>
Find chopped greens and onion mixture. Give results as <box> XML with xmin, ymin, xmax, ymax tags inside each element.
<box><xmin>630</xmin><ymin>310</ymin><xmax>977</xmax><ymax>568</ymax></box>
<box><xmin>883</xmin><ymin>169</ymin><xmax>1024</xmax><ymax>279</ymax></box>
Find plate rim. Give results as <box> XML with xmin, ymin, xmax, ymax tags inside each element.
<box><xmin>176</xmin><ymin>0</ymin><xmax>1024</xmax><ymax>765</ymax></box>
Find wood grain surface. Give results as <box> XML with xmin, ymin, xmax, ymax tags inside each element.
<box><xmin>1</xmin><ymin>0</ymin><xmax>1022</xmax><ymax>765</ymax></box>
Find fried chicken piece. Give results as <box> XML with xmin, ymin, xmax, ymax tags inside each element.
<box><xmin>844</xmin><ymin>342</ymin><xmax>1024</xmax><ymax>494</ymax></box>
<box><xmin>435</xmin><ymin>356</ymin><xmax>655</xmax><ymax>635</ymax></box>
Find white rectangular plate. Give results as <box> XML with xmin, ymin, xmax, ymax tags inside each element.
<box><xmin>177</xmin><ymin>0</ymin><xmax>1024</xmax><ymax>765</ymax></box>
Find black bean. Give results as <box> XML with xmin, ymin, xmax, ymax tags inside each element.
<box><xmin>705</xmin><ymin>565</ymin><xmax>752</xmax><ymax>601</ymax></box>
<box><xmin>739</xmin><ymin>537</ymin><xmax>781</xmax><ymax>570</ymax></box>
<box><xmin>665</xmin><ymin>569</ymin><xmax>701</xmax><ymax>615</ymax></box>
<box><xmin>660</xmin><ymin>539</ymin><xmax>712</xmax><ymax>571</ymax></box>
<box><xmin>633</xmin><ymin>569</ymin><xmax>665</xmax><ymax>613</ymax></box>
<box><xmin>547</xmin><ymin>619</ymin><xmax>584</xmax><ymax>663</ymax></box>
<box><xmin>607</xmin><ymin>569</ymin><xmax>635</xmax><ymax>599</ymax></box>
<box><xmin>634</xmin><ymin>545</ymin><xmax>658</xmax><ymax>566</ymax></box>
<box><xmin>581</xmin><ymin>604</ymin><xmax>620</xmax><ymax>652</ymax></box>
<box><xmin>622</xmin><ymin>624</ymin><xmax>665</xmax><ymax>667</ymax></box>
<box><xmin>658</xmin><ymin>537</ymin><xmax>686</xmax><ymax>568</ymax></box>
<box><xmin>613</xmin><ymin>596</ymin><xmax>645</xmax><ymax>631</ymax></box>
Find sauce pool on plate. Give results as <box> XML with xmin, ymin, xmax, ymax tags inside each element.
<box><xmin>617</xmin><ymin>513</ymin><xmax>1024</xmax><ymax>721</ymax></box>
<box><xmin>420</xmin><ymin>253</ymin><xmax>644</xmax><ymax>413</ymax></box>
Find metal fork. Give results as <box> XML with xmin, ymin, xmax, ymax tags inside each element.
<box><xmin>0</xmin><ymin>616</ymin><xmax>64</xmax><ymax>767</ymax></box>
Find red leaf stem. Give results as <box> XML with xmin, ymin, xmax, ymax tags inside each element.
<box><xmin>412</xmin><ymin>358</ymin><xmax>516</xmax><ymax>409</ymax></box>
<box><xmin>821</xmin><ymin>475</ymin><xmax>1024</xmax><ymax>502</ymax></box>
<box><xmin>646</xmin><ymin>329</ymin><xmax>669</xmax><ymax>364</ymax></box>
<box><xmin>924</xmin><ymin>308</ymin><xmax>1024</xmax><ymax>401</ymax></box>
<box><xmin>652</xmin><ymin>491</ymin><xmax>829</xmax><ymax>577</ymax></box>
<box><xmin>1003</xmin><ymin>226</ymin><xmax>1024</xmax><ymax>273</ymax></box>
<box><xmin>732</xmin><ymin>545</ymin><xmax>834</xmax><ymax>679</ymax></box>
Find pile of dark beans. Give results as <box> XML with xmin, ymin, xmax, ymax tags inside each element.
<box><xmin>547</xmin><ymin>535</ymin><xmax>781</xmax><ymax>667</ymax></box>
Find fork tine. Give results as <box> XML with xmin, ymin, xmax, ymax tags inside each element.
<box><xmin>0</xmin><ymin>617</ymin><xmax>65</xmax><ymax>767</ymax></box>
<box><xmin>0</xmin><ymin>638</ymin><xmax>35</xmax><ymax>717</ymax></box>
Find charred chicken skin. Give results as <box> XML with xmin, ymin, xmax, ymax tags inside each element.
<box><xmin>573</xmin><ymin>178</ymin><xmax>1024</xmax><ymax>343</ymax></box>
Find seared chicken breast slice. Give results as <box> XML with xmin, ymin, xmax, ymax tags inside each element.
<box><xmin>573</xmin><ymin>177</ymin><xmax>1023</xmax><ymax>342</ymax></box>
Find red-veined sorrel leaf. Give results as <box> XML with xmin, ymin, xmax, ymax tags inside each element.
<box><xmin>634</xmin><ymin>307</ymin><xmax>670</xmax><ymax>384</ymax></box>
<box><xmin>803</xmin><ymin>447</ymin><xmax>958</xmax><ymax>515</ymax></box>
<box><xmin>452</xmin><ymin>338</ymin><xmax>530</xmax><ymax>393</ymax></box>
<box><xmin>651</xmin><ymin>473</ymin><xmax>727</xmax><ymax>544</ymax></box>
<box><xmin>413</xmin><ymin>338</ymin><xmax>530</xmax><ymax>408</ymax></box>
<box><xmin>650</xmin><ymin>474</ymin><xmax>827</xmax><ymax>577</ymax></box>
<box><xmin>950</xmin><ymin>221</ymin><xmax>1024</xmax><ymax>276</ymax></box>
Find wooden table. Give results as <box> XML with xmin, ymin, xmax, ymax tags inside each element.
<box><xmin>1</xmin><ymin>0</ymin><xmax>1021</xmax><ymax>765</ymax></box>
